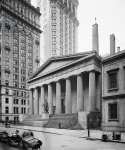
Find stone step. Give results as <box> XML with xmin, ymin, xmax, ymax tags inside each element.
<box><xmin>44</xmin><ymin>113</ymin><xmax>78</xmax><ymax>129</ymax></box>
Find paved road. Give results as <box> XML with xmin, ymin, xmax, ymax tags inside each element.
<box><xmin>0</xmin><ymin>142</ymin><xmax>22</xmax><ymax>150</ymax></box>
<box><xmin>0</xmin><ymin>129</ymin><xmax>125</xmax><ymax>150</ymax></box>
<box><xmin>33</xmin><ymin>131</ymin><xmax>125</xmax><ymax>150</ymax></box>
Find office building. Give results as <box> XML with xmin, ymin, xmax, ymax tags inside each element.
<box><xmin>0</xmin><ymin>0</ymin><xmax>41</xmax><ymax>122</ymax></box>
<box><xmin>41</xmin><ymin>0</ymin><xmax>79</xmax><ymax>60</ymax></box>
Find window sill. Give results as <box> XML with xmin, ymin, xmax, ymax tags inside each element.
<box><xmin>108</xmin><ymin>119</ymin><xmax>119</xmax><ymax>122</ymax></box>
<box><xmin>108</xmin><ymin>88</ymin><xmax>118</xmax><ymax>92</ymax></box>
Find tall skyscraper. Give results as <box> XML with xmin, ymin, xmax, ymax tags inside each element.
<box><xmin>41</xmin><ymin>0</ymin><xmax>79</xmax><ymax>60</ymax></box>
<box><xmin>0</xmin><ymin>0</ymin><xmax>41</xmax><ymax>122</ymax></box>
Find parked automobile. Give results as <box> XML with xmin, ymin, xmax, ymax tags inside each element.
<box><xmin>8</xmin><ymin>130</ymin><xmax>22</xmax><ymax>147</ymax></box>
<box><xmin>0</xmin><ymin>130</ymin><xmax>42</xmax><ymax>149</ymax></box>
<box><xmin>0</xmin><ymin>131</ymin><xmax>9</xmax><ymax>143</ymax></box>
<box><xmin>22</xmin><ymin>131</ymin><xmax>42</xmax><ymax>149</ymax></box>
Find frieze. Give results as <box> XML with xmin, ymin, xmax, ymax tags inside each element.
<box><xmin>29</xmin><ymin>62</ymin><xmax>101</xmax><ymax>87</ymax></box>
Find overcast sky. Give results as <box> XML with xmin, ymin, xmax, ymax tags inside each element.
<box><xmin>31</xmin><ymin>0</ymin><xmax>125</xmax><ymax>57</ymax></box>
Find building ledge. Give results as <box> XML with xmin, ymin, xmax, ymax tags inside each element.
<box><xmin>1</xmin><ymin>4</ymin><xmax>42</xmax><ymax>33</ymax></box>
<box><xmin>108</xmin><ymin>88</ymin><xmax>118</xmax><ymax>92</ymax></box>
<box><xmin>103</xmin><ymin>93</ymin><xmax>125</xmax><ymax>99</ymax></box>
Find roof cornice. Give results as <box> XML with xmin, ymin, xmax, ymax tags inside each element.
<box><xmin>102</xmin><ymin>50</ymin><xmax>125</xmax><ymax>64</ymax></box>
<box><xmin>1</xmin><ymin>5</ymin><xmax>42</xmax><ymax>33</ymax></box>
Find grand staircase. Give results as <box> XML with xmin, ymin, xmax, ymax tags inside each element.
<box><xmin>22</xmin><ymin>115</ymin><xmax>49</xmax><ymax>127</ymax></box>
<box><xmin>22</xmin><ymin>113</ymin><xmax>78</xmax><ymax>129</ymax></box>
<box><xmin>44</xmin><ymin>113</ymin><xmax>78</xmax><ymax>129</ymax></box>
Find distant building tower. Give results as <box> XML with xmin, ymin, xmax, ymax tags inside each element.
<box><xmin>41</xmin><ymin>0</ymin><xmax>79</xmax><ymax>60</ymax></box>
<box><xmin>0</xmin><ymin>0</ymin><xmax>41</xmax><ymax>121</ymax></box>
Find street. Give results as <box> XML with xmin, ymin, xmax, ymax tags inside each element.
<box><xmin>33</xmin><ymin>131</ymin><xmax>125</xmax><ymax>150</ymax></box>
<box><xmin>0</xmin><ymin>142</ymin><xmax>22</xmax><ymax>150</ymax></box>
<box><xmin>0</xmin><ymin>129</ymin><xmax>124</xmax><ymax>150</ymax></box>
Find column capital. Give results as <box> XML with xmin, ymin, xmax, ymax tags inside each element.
<box><xmin>65</xmin><ymin>76</ymin><xmax>71</xmax><ymax>80</ymax></box>
<box><xmin>56</xmin><ymin>79</ymin><xmax>62</xmax><ymax>83</ymax></box>
<box><xmin>89</xmin><ymin>70</ymin><xmax>96</xmax><ymax>73</ymax></box>
<box><xmin>77</xmin><ymin>73</ymin><xmax>83</xmax><ymax>76</ymax></box>
<box><xmin>48</xmin><ymin>82</ymin><xmax>53</xmax><ymax>86</ymax></box>
<box><xmin>29</xmin><ymin>88</ymin><xmax>34</xmax><ymax>91</ymax></box>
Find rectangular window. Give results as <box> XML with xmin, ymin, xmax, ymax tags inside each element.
<box><xmin>21</xmin><ymin>107</ymin><xmax>26</xmax><ymax>114</ymax></box>
<box><xmin>108</xmin><ymin>70</ymin><xmax>118</xmax><ymax>90</ymax></box>
<box><xmin>13</xmin><ymin>81</ymin><xmax>19</xmax><ymax>88</ymax></box>
<box><xmin>108</xmin><ymin>103</ymin><xmax>118</xmax><ymax>121</ymax></box>
<box><xmin>5</xmin><ymin>107</ymin><xmax>9</xmax><ymax>114</ymax></box>
<box><xmin>5</xmin><ymin>98</ymin><xmax>9</xmax><ymax>103</ymax></box>
<box><xmin>13</xmin><ymin>98</ymin><xmax>18</xmax><ymax>104</ymax></box>
<box><xmin>5</xmin><ymin>80</ymin><xmax>9</xmax><ymax>86</ymax></box>
<box><xmin>5</xmin><ymin>89</ymin><xmax>9</xmax><ymax>95</ymax></box>
<box><xmin>5</xmin><ymin>117</ymin><xmax>9</xmax><ymax>122</ymax></box>
<box><xmin>21</xmin><ymin>99</ymin><xmax>26</xmax><ymax>105</ymax></box>
<box><xmin>14</xmin><ymin>117</ymin><xmax>19</xmax><ymax>122</ymax></box>
<box><xmin>13</xmin><ymin>107</ymin><xmax>19</xmax><ymax>114</ymax></box>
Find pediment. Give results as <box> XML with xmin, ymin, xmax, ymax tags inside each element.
<box><xmin>30</xmin><ymin>51</ymin><xmax>97</xmax><ymax>80</ymax></box>
<box><xmin>37</xmin><ymin>59</ymin><xmax>75</xmax><ymax>77</ymax></box>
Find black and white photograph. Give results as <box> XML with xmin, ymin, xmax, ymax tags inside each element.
<box><xmin>0</xmin><ymin>0</ymin><xmax>125</xmax><ymax>149</ymax></box>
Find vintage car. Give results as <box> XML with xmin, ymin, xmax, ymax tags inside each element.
<box><xmin>0</xmin><ymin>130</ymin><xmax>42</xmax><ymax>149</ymax></box>
<box><xmin>8</xmin><ymin>130</ymin><xmax>22</xmax><ymax>147</ymax></box>
<box><xmin>22</xmin><ymin>131</ymin><xmax>42</xmax><ymax>149</ymax></box>
<box><xmin>0</xmin><ymin>131</ymin><xmax>9</xmax><ymax>143</ymax></box>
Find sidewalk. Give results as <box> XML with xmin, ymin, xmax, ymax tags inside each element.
<box><xmin>0</xmin><ymin>124</ymin><xmax>102</xmax><ymax>139</ymax></box>
<box><xmin>0</xmin><ymin>124</ymin><xmax>125</xmax><ymax>143</ymax></box>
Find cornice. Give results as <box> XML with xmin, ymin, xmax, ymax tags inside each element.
<box><xmin>1</xmin><ymin>0</ymin><xmax>41</xmax><ymax>15</ymax></box>
<box><xmin>102</xmin><ymin>50</ymin><xmax>125</xmax><ymax>64</ymax></box>
<box><xmin>1</xmin><ymin>5</ymin><xmax>42</xmax><ymax>33</ymax></box>
<box><xmin>103</xmin><ymin>93</ymin><xmax>125</xmax><ymax>99</ymax></box>
<box><xmin>20</xmin><ymin>0</ymin><xmax>41</xmax><ymax>15</ymax></box>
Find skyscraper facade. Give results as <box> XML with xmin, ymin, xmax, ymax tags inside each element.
<box><xmin>0</xmin><ymin>0</ymin><xmax>41</xmax><ymax>122</ymax></box>
<box><xmin>41</xmin><ymin>0</ymin><xmax>79</xmax><ymax>60</ymax></box>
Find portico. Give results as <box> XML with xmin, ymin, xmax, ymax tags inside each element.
<box><xmin>28</xmin><ymin>51</ymin><xmax>102</xmax><ymax>119</ymax></box>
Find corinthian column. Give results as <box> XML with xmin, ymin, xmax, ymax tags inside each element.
<box><xmin>65</xmin><ymin>78</ymin><xmax>72</xmax><ymax>114</ymax></box>
<box><xmin>56</xmin><ymin>81</ymin><xmax>61</xmax><ymax>114</ymax></box>
<box><xmin>89</xmin><ymin>71</ymin><xmax>96</xmax><ymax>112</ymax></box>
<box><xmin>34</xmin><ymin>88</ymin><xmax>39</xmax><ymax>115</ymax></box>
<box><xmin>29</xmin><ymin>89</ymin><xmax>33</xmax><ymax>115</ymax></box>
<box><xmin>48</xmin><ymin>84</ymin><xmax>53</xmax><ymax>115</ymax></box>
<box><xmin>77</xmin><ymin>74</ymin><xmax>84</xmax><ymax>112</ymax></box>
<box><xmin>39</xmin><ymin>85</ymin><xmax>45</xmax><ymax>115</ymax></box>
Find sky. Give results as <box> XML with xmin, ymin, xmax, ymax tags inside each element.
<box><xmin>31</xmin><ymin>0</ymin><xmax>125</xmax><ymax>57</ymax></box>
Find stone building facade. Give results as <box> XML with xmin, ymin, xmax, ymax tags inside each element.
<box><xmin>0</xmin><ymin>0</ymin><xmax>41</xmax><ymax>121</ymax></box>
<box><xmin>102</xmin><ymin>50</ymin><xmax>125</xmax><ymax>132</ymax></box>
<box><xmin>28</xmin><ymin>51</ymin><xmax>102</xmax><ymax>127</ymax></box>
<box><xmin>41</xmin><ymin>0</ymin><xmax>79</xmax><ymax>60</ymax></box>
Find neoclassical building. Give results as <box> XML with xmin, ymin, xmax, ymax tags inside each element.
<box><xmin>28</xmin><ymin>51</ymin><xmax>102</xmax><ymax>127</ymax></box>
